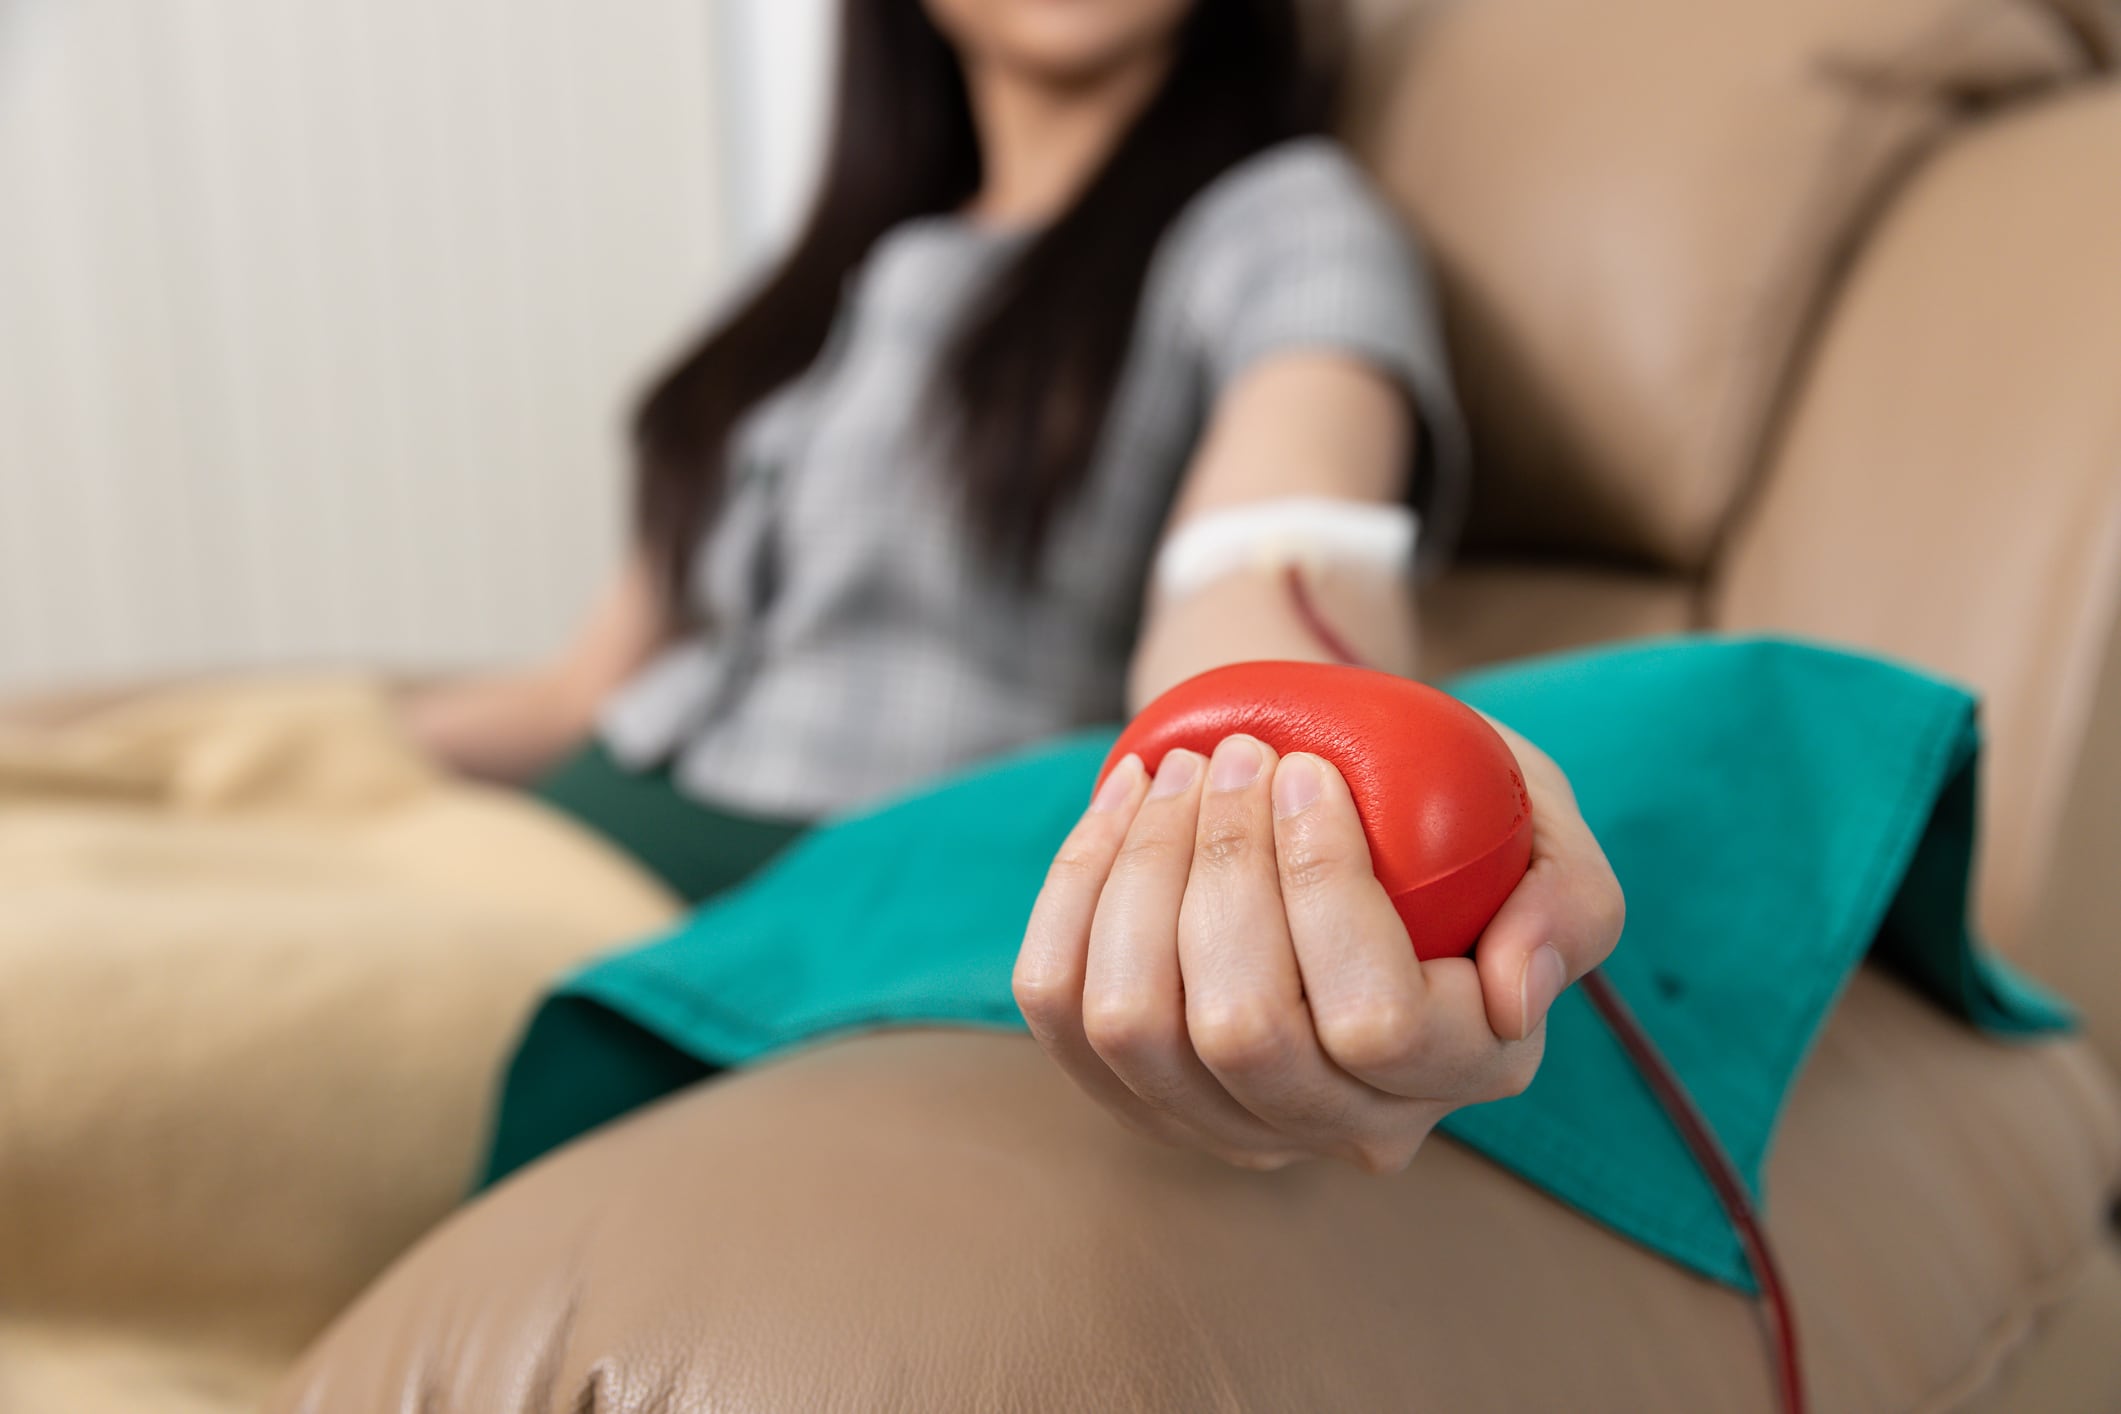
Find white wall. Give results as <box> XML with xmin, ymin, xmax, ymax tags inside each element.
<box><xmin>0</xmin><ymin>0</ymin><xmax>730</xmax><ymax>690</ymax></box>
<box><xmin>716</xmin><ymin>0</ymin><xmax>835</xmax><ymax>271</ymax></box>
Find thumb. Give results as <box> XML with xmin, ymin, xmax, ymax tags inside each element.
<box><xmin>1471</xmin><ymin>794</ymin><xmax>1624</xmax><ymax>1042</ymax></box>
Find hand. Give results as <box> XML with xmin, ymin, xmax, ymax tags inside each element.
<box><xmin>1013</xmin><ymin>729</ymin><xmax>1623</xmax><ymax>1173</ymax></box>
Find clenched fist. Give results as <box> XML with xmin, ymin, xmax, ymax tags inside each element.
<box><xmin>1013</xmin><ymin>727</ymin><xmax>1623</xmax><ymax>1173</ymax></box>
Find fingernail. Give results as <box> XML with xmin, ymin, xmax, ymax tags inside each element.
<box><xmin>1091</xmin><ymin>755</ymin><xmax>1142</xmax><ymax>813</ymax></box>
<box><xmin>1519</xmin><ymin>944</ymin><xmax>1567</xmax><ymax>1041</ymax></box>
<box><xmin>1272</xmin><ymin>753</ymin><xmax>1323</xmax><ymax>819</ymax></box>
<box><xmin>1148</xmin><ymin>750</ymin><xmax>1201</xmax><ymax>799</ymax></box>
<box><xmin>1208</xmin><ymin>736</ymin><xmax>1264</xmax><ymax>792</ymax></box>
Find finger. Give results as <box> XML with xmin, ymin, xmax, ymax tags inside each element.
<box><xmin>1015</xmin><ymin>755</ymin><xmax>1180</xmax><ymax>1130</ymax></box>
<box><xmin>1085</xmin><ymin>748</ymin><xmax>1289</xmax><ymax>1157</ymax></box>
<box><xmin>1014</xmin><ymin>752</ymin><xmax>1149</xmax><ymax>1025</ymax></box>
<box><xmin>1412</xmin><ymin>954</ymin><xmax>1549</xmax><ymax>1106</ymax></box>
<box><xmin>1472</xmin><ymin>786</ymin><xmax>1626</xmax><ymax>1043</ymax></box>
<box><xmin>1268</xmin><ymin>753</ymin><xmax>1430</xmax><ymax>1084</ymax></box>
<box><xmin>1272</xmin><ymin>752</ymin><xmax>1545</xmax><ymax>1106</ymax></box>
<box><xmin>1182</xmin><ymin>736</ymin><xmax>1424</xmax><ymax>1165</ymax></box>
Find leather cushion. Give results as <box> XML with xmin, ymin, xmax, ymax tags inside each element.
<box><xmin>273</xmin><ymin>969</ymin><xmax>2120</xmax><ymax>1413</ymax></box>
<box><xmin>1709</xmin><ymin>87</ymin><xmax>2121</xmax><ymax>964</ymax></box>
<box><xmin>1345</xmin><ymin>0</ymin><xmax>2098</xmax><ymax>569</ymax></box>
<box><xmin>1416</xmin><ymin>559</ymin><xmax>1696</xmax><ymax>679</ymax></box>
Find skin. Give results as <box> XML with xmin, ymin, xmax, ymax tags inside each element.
<box><xmin>399</xmin><ymin>552</ymin><xmax>665</xmax><ymax>781</ymax></box>
<box><xmin>1018</xmin><ymin>345</ymin><xmax>1623</xmax><ymax>1174</ymax></box>
<box><xmin>924</xmin><ymin>0</ymin><xmax>1192</xmax><ymax>227</ymax></box>
<box><xmin>40</xmin><ymin>0</ymin><xmax>1623</xmax><ymax>1176</ymax></box>
<box><xmin>943</xmin><ymin>0</ymin><xmax>1624</xmax><ymax>1173</ymax></box>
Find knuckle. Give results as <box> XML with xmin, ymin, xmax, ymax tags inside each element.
<box><xmin>1277</xmin><ymin>836</ymin><xmax>1349</xmax><ymax>896</ymax></box>
<box><xmin>1193</xmin><ymin>814</ymin><xmax>1258</xmax><ymax>871</ymax></box>
<box><xmin>1594</xmin><ymin>877</ymin><xmax>1628</xmax><ymax>948</ymax></box>
<box><xmin>1485</xmin><ymin>1047</ymin><xmax>1544</xmax><ymax>1102</ymax></box>
<box><xmin>1189</xmin><ymin>996</ymin><xmax>1298</xmax><ymax>1076</ymax></box>
<box><xmin>1010</xmin><ymin>968</ymin><xmax>1073</xmax><ymax>1028</ymax></box>
<box><xmin>1315</xmin><ymin>999</ymin><xmax>1426</xmax><ymax>1077</ymax></box>
<box><xmin>1112</xmin><ymin>830</ymin><xmax>1179</xmax><ymax>877</ymax></box>
<box><xmin>1047</xmin><ymin>838</ymin><xmax>1108</xmax><ymax>881</ymax></box>
<box><xmin>1082</xmin><ymin>993</ymin><xmax>1169</xmax><ymax>1062</ymax></box>
<box><xmin>1348</xmin><ymin>1138</ymin><xmax>1422</xmax><ymax>1176</ymax></box>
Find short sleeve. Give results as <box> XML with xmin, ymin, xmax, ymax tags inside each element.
<box><xmin>1164</xmin><ymin>139</ymin><xmax>1471</xmax><ymax>564</ymax></box>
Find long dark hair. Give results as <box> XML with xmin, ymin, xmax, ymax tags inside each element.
<box><xmin>633</xmin><ymin>0</ymin><xmax>1341</xmax><ymax>600</ymax></box>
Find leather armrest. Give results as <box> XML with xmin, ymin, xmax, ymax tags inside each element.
<box><xmin>271</xmin><ymin>977</ymin><xmax>2121</xmax><ymax>1413</ymax></box>
<box><xmin>1710</xmin><ymin>86</ymin><xmax>2121</xmax><ymax>1064</ymax></box>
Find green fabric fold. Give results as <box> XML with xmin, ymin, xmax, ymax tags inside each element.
<box><xmin>481</xmin><ymin>636</ymin><xmax>2070</xmax><ymax>1290</ymax></box>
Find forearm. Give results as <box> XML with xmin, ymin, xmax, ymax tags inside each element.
<box><xmin>1126</xmin><ymin>563</ymin><xmax>1420</xmax><ymax>714</ymax></box>
<box><xmin>403</xmin><ymin>550</ymin><xmax>668</xmax><ymax>784</ymax></box>
<box><xmin>397</xmin><ymin>667</ymin><xmax>596</xmax><ymax>785</ymax></box>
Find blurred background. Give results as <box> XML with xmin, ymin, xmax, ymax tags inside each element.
<box><xmin>4</xmin><ymin>4</ymin><xmax>2119</xmax><ymax>1409</ymax></box>
<box><xmin>0</xmin><ymin>0</ymin><xmax>835</xmax><ymax>694</ymax></box>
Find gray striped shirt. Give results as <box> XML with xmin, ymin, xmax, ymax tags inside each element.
<box><xmin>601</xmin><ymin>138</ymin><xmax>1467</xmax><ymax>818</ymax></box>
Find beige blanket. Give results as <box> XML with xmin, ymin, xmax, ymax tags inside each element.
<box><xmin>0</xmin><ymin>678</ymin><xmax>679</xmax><ymax>1411</ymax></box>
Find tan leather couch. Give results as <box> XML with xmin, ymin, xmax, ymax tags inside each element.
<box><xmin>259</xmin><ymin>0</ymin><xmax>2120</xmax><ymax>1408</ymax></box>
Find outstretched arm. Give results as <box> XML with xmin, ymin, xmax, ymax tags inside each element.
<box><xmin>1126</xmin><ymin>352</ymin><xmax>1418</xmax><ymax>707</ymax></box>
<box><xmin>1017</xmin><ymin>352</ymin><xmax>1624</xmax><ymax>1173</ymax></box>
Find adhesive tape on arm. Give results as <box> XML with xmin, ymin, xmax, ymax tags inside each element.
<box><xmin>1151</xmin><ymin>496</ymin><xmax>1420</xmax><ymax>602</ymax></box>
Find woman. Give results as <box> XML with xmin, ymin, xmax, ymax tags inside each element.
<box><xmin>407</xmin><ymin>0</ymin><xmax>1623</xmax><ymax>1176</ymax></box>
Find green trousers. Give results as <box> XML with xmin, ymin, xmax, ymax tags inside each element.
<box><xmin>489</xmin><ymin>740</ymin><xmax>811</xmax><ymax>1185</ymax></box>
<box><xmin>533</xmin><ymin>740</ymin><xmax>810</xmax><ymax>906</ymax></box>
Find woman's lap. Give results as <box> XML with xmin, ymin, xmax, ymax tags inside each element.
<box><xmin>532</xmin><ymin>740</ymin><xmax>809</xmax><ymax>906</ymax></box>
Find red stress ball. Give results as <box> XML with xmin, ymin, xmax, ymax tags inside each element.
<box><xmin>1102</xmin><ymin>660</ymin><xmax>1534</xmax><ymax>960</ymax></box>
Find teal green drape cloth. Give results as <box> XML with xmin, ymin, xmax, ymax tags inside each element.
<box><xmin>481</xmin><ymin>637</ymin><xmax>2070</xmax><ymax>1290</ymax></box>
